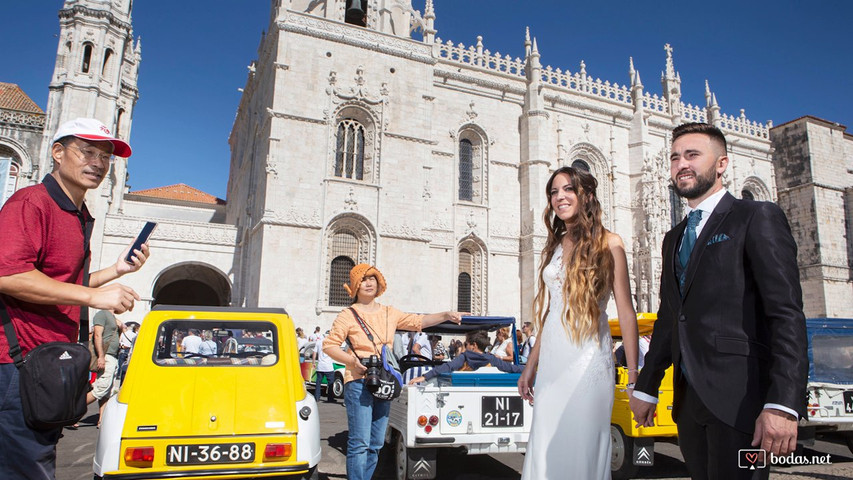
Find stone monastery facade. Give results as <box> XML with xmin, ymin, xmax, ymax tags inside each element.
<box><xmin>227</xmin><ymin>0</ymin><xmax>793</xmax><ymax>325</ymax></box>
<box><xmin>1</xmin><ymin>0</ymin><xmax>850</xmax><ymax>328</ymax></box>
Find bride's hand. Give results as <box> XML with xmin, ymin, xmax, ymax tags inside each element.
<box><xmin>518</xmin><ymin>365</ymin><xmax>535</xmax><ymax>405</ymax></box>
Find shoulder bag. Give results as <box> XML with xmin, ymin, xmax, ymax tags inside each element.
<box><xmin>345</xmin><ymin>307</ymin><xmax>403</xmax><ymax>401</ymax></box>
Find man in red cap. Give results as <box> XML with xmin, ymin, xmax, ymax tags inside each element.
<box><xmin>0</xmin><ymin>118</ymin><xmax>149</xmax><ymax>479</ymax></box>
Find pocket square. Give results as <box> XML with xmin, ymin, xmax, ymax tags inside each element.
<box><xmin>706</xmin><ymin>233</ymin><xmax>730</xmax><ymax>246</ymax></box>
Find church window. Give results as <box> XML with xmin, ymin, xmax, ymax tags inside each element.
<box><xmin>82</xmin><ymin>43</ymin><xmax>93</xmax><ymax>73</ymax></box>
<box><xmin>0</xmin><ymin>157</ymin><xmax>20</xmax><ymax>208</ymax></box>
<box><xmin>344</xmin><ymin>0</ymin><xmax>367</xmax><ymax>27</ymax></box>
<box><xmin>456</xmin><ymin>128</ymin><xmax>487</xmax><ymax>205</ymax></box>
<box><xmin>329</xmin><ymin>255</ymin><xmax>355</xmax><ymax>306</ymax></box>
<box><xmin>458</xmin><ymin>139</ymin><xmax>473</xmax><ymax>201</ymax></box>
<box><xmin>741</xmin><ymin>189</ymin><xmax>755</xmax><ymax>201</ymax></box>
<box><xmin>102</xmin><ymin>48</ymin><xmax>113</xmax><ymax>76</ymax></box>
<box><xmin>571</xmin><ymin>159</ymin><xmax>590</xmax><ymax>172</ymax></box>
<box><xmin>116</xmin><ymin>108</ymin><xmax>125</xmax><ymax>140</ymax></box>
<box><xmin>335</xmin><ymin>119</ymin><xmax>365</xmax><ymax>180</ymax></box>
<box><xmin>457</xmin><ymin>273</ymin><xmax>472</xmax><ymax>312</ymax></box>
<box><xmin>325</xmin><ymin>217</ymin><xmax>374</xmax><ymax>308</ymax></box>
<box><xmin>457</xmin><ymin>240</ymin><xmax>486</xmax><ymax>314</ymax></box>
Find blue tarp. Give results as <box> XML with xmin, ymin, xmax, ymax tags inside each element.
<box><xmin>806</xmin><ymin>318</ymin><xmax>853</xmax><ymax>385</ymax></box>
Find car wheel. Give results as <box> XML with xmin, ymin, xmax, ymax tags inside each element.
<box><xmin>332</xmin><ymin>374</ymin><xmax>345</xmax><ymax>398</ymax></box>
<box><xmin>395</xmin><ymin>430</ymin><xmax>409</xmax><ymax>480</ymax></box>
<box><xmin>610</xmin><ymin>424</ymin><xmax>639</xmax><ymax>480</ymax></box>
<box><xmin>845</xmin><ymin>433</ymin><xmax>853</xmax><ymax>455</ymax></box>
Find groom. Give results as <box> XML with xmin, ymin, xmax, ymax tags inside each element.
<box><xmin>629</xmin><ymin>123</ymin><xmax>807</xmax><ymax>479</ymax></box>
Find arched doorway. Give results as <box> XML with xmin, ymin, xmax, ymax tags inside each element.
<box><xmin>152</xmin><ymin>263</ymin><xmax>231</xmax><ymax>307</ymax></box>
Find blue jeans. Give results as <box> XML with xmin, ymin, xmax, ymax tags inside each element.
<box><xmin>314</xmin><ymin>371</ymin><xmax>335</xmax><ymax>402</ymax></box>
<box><xmin>344</xmin><ymin>379</ymin><xmax>391</xmax><ymax>480</ymax></box>
<box><xmin>0</xmin><ymin>363</ymin><xmax>63</xmax><ymax>480</ymax></box>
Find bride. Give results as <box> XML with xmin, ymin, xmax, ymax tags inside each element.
<box><xmin>519</xmin><ymin>166</ymin><xmax>639</xmax><ymax>479</ymax></box>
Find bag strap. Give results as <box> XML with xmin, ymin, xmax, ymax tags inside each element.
<box><xmin>348</xmin><ymin>307</ymin><xmax>374</xmax><ymax>342</ymax></box>
<box><xmin>0</xmin><ymin>301</ymin><xmax>24</xmax><ymax>367</ymax></box>
<box><xmin>78</xmin><ymin>256</ymin><xmax>90</xmax><ymax>343</ymax></box>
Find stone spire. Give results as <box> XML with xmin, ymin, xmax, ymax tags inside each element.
<box><xmin>630</xmin><ymin>57</ymin><xmax>644</xmax><ymax>113</ymax></box>
<box><xmin>423</xmin><ymin>0</ymin><xmax>436</xmax><ymax>44</ymax></box>
<box><xmin>704</xmin><ymin>80</ymin><xmax>721</xmax><ymax>126</ymax></box>
<box><xmin>660</xmin><ymin>43</ymin><xmax>682</xmax><ymax>125</ymax></box>
<box><xmin>524</xmin><ymin>26</ymin><xmax>531</xmax><ymax>57</ymax></box>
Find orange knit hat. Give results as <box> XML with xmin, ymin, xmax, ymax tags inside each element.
<box><xmin>343</xmin><ymin>264</ymin><xmax>387</xmax><ymax>298</ymax></box>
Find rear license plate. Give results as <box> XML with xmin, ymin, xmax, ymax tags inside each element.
<box><xmin>844</xmin><ymin>391</ymin><xmax>853</xmax><ymax>415</ymax></box>
<box><xmin>481</xmin><ymin>396</ymin><xmax>523</xmax><ymax>428</ymax></box>
<box><xmin>166</xmin><ymin>443</ymin><xmax>255</xmax><ymax>465</ymax></box>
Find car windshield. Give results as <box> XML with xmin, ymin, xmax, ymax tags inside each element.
<box><xmin>152</xmin><ymin>320</ymin><xmax>278</xmax><ymax>367</ymax></box>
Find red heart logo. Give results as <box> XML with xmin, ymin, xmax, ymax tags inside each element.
<box><xmin>745</xmin><ymin>452</ymin><xmax>758</xmax><ymax>464</ymax></box>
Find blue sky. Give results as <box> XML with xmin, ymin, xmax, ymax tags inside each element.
<box><xmin>2</xmin><ymin>1</ymin><xmax>850</xmax><ymax>199</ymax></box>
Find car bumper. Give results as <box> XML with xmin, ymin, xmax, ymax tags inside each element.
<box><xmin>102</xmin><ymin>463</ymin><xmax>312</xmax><ymax>480</ymax></box>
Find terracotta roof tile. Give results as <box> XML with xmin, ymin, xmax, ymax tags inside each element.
<box><xmin>130</xmin><ymin>183</ymin><xmax>225</xmax><ymax>205</ymax></box>
<box><xmin>0</xmin><ymin>83</ymin><xmax>44</xmax><ymax>114</ymax></box>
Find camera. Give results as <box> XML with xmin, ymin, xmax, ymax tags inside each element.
<box><xmin>361</xmin><ymin>355</ymin><xmax>381</xmax><ymax>390</ymax></box>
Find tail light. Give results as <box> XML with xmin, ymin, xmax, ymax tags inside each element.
<box><xmin>124</xmin><ymin>446</ymin><xmax>154</xmax><ymax>467</ymax></box>
<box><xmin>429</xmin><ymin>415</ymin><xmax>439</xmax><ymax>426</ymax></box>
<box><xmin>264</xmin><ymin>443</ymin><xmax>292</xmax><ymax>460</ymax></box>
<box><xmin>417</xmin><ymin>415</ymin><xmax>428</xmax><ymax>427</ymax></box>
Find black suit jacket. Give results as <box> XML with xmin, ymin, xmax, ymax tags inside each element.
<box><xmin>636</xmin><ymin>192</ymin><xmax>808</xmax><ymax>433</ymax></box>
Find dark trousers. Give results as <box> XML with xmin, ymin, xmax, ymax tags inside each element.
<box><xmin>677</xmin><ymin>382</ymin><xmax>770</xmax><ymax>480</ymax></box>
<box><xmin>0</xmin><ymin>363</ymin><xmax>63</xmax><ymax>480</ymax></box>
<box><xmin>314</xmin><ymin>371</ymin><xmax>335</xmax><ymax>402</ymax></box>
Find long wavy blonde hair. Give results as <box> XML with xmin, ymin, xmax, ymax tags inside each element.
<box><xmin>532</xmin><ymin>167</ymin><xmax>614</xmax><ymax>345</ymax></box>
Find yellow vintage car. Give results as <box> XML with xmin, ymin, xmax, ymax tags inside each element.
<box><xmin>93</xmin><ymin>306</ymin><xmax>321</xmax><ymax>480</ymax></box>
<box><xmin>610</xmin><ymin>313</ymin><xmax>677</xmax><ymax>480</ymax></box>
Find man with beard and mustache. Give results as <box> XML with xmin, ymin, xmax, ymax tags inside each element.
<box><xmin>629</xmin><ymin>122</ymin><xmax>807</xmax><ymax>480</ymax></box>
<box><xmin>0</xmin><ymin>118</ymin><xmax>150</xmax><ymax>480</ymax></box>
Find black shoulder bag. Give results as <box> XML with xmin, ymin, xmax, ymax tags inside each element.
<box><xmin>345</xmin><ymin>307</ymin><xmax>403</xmax><ymax>401</ymax></box>
<box><xmin>0</xmin><ymin>260</ymin><xmax>91</xmax><ymax>430</ymax></box>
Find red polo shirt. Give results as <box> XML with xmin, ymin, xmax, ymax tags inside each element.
<box><xmin>0</xmin><ymin>175</ymin><xmax>93</xmax><ymax>363</ymax></box>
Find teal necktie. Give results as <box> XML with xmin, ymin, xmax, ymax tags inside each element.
<box><xmin>678</xmin><ymin>210</ymin><xmax>703</xmax><ymax>290</ymax></box>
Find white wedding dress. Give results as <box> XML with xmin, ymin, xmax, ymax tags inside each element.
<box><xmin>521</xmin><ymin>244</ymin><xmax>614</xmax><ymax>480</ymax></box>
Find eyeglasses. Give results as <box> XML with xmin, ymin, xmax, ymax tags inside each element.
<box><xmin>66</xmin><ymin>144</ymin><xmax>114</xmax><ymax>165</ymax></box>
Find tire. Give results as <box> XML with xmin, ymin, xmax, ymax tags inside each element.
<box><xmin>395</xmin><ymin>431</ymin><xmax>409</xmax><ymax>480</ymax></box>
<box><xmin>332</xmin><ymin>374</ymin><xmax>345</xmax><ymax>398</ymax></box>
<box><xmin>845</xmin><ymin>433</ymin><xmax>853</xmax><ymax>456</ymax></box>
<box><xmin>610</xmin><ymin>424</ymin><xmax>640</xmax><ymax>480</ymax></box>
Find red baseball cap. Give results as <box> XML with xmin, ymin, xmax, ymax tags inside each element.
<box><xmin>51</xmin><ymin>117</ymin><xmax>132</xmax><ymax>157</ymax></box>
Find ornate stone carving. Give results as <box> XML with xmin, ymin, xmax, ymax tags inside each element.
<box><xmin>280</xmin><ymin>13</ymin><xmax>434</xmax><ymax>64</ymax></box>
<box><xmin>259</xmin><ymin>208</ymin><xmax>322</xmax><ymax>229</ymax></box>
<box><xmin>104</xmin><ymin>216</ymin><xmax>239</xmax><ymax>246</ymax></box>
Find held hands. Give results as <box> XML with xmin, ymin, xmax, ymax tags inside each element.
<box><xmin>517</xmin><ymin>365</ymin><xmax>536</xmax><ymax>405</ymax></box>
<box><xmin>115</xmin><ymin>242</ymin><xmax>150</xmax><ymax>276</ymax></box>
<box><xmin>443</xmin><ymin>311</ymin><xmax>468</xmax><ymax>324</ymax></box>
<box><xmin>629</xmin><ymin>396</ymin><xmax>656</xmax><ymax>428</ymax></box>
<box><xmin>350</xmin><ymin>357</ymin><xmax>368</xmax><ymax>376</ymax></box>
<box><xmin>752</xmin><ymin>409</ymin><xmax>798</xmax><ymax>456</ymax></box>
<box><xmin>90</xmin><ymin>283</ymin><xmax>140</xmax><ymax>314</ymax></box>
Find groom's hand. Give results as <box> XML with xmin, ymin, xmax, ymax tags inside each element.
<box><xmin>629</xmin><ymin>396</ymin><xmax>656</xmax><ymax>428</ymax></box>
<box><xmin>752</xmin><ymin>409</ymin><xmax>798</xmax><ymax>456</ymax></box>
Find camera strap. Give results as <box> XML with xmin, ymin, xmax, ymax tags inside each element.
<box><xmin>345</xmin><ymin>307</ymin><xmax>381</xmax><ymax>362</ymax></box>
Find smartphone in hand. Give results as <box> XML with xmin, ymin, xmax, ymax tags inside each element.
<box><xmin>125</xmin><ymin>221</ymin><xmax>157</xmax><ymax>264</ymax></box>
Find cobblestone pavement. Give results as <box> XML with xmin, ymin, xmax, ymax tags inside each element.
<box><xmin>57</xmin><ymin>401</ymin><xmax>853</xmax><ymax>480</ymax></box>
